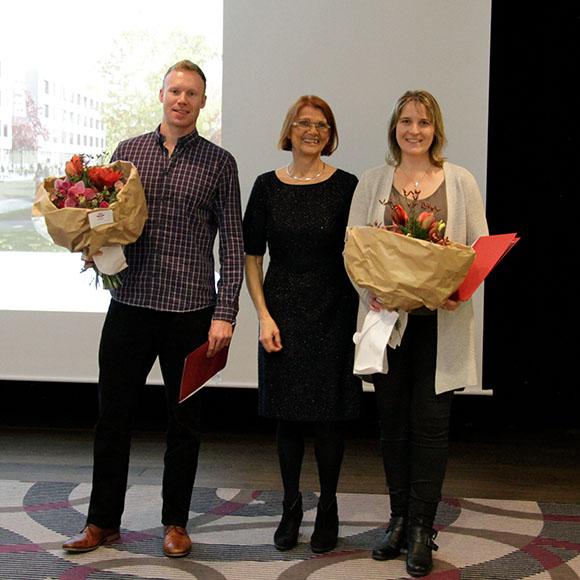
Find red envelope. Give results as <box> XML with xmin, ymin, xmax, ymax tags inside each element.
<box><xmin>452</xmin><ymin>233</ymin><xmax>519</xmax><ymax>301</ymax></box>
<box><xmin>179</xmin><ymin>342</ymin><xmax>229</xmax><ymax>403</ymax></box>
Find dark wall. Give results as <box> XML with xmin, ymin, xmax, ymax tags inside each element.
<box><xmin>483</xmin><ymin>2</ymin><xmax>578</xmax><ymax>426</ymax></box>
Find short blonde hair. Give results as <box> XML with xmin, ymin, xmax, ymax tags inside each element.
<box><xmin>387</xmin><ymin>90</ymin><xmax>447</xmax><ymax>167</ymax></box>
<box><xmin>278</xmin><ymin>95</ymin><xmax>338</xmax><ymax>156</ymax></box>
<box><xmin>162</xmin><ymin>60</ymin><xmax>207</xmax><ymax>93</ymax></box>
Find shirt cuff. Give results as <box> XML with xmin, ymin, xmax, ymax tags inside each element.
<box><xmin>212</xmin><ymin>304</ymin><xmax>238</xmax><ymax>325</ymax></box>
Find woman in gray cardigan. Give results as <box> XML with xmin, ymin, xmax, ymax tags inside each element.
<box><xmin>347</xmin><ymin>90</ymin><xmax>488</xmax><ymax>577</ymax></box>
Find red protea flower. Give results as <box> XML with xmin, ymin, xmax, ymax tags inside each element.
<box><xmin>390</xmin><ymin>204</ymin><xmax>408</xmax><ymax>226</ymax></box>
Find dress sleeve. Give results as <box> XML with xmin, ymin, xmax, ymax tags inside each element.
<box><xmin>242</xmin><ymin>175</ymin><xmax>268</xmax><ymax>256</ymax></box>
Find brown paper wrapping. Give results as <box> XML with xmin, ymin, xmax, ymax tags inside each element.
<box><xmin>31</xmin><ymin>160</ymin><xmax>147</xmax><ymax>258</ymax></box>
<box><xmin>344</xmin><ymin>226</ymin><xmax>475</xmax><ymax>311</ymax></box>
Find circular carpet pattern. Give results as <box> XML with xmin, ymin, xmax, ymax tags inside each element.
<box><xmin>0</xmin><ymin>480</ymin><xmax>579</xmax><ymax>579</ymax></box>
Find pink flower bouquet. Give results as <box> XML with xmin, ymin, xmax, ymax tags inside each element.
<box><xmin>32</xmin><ymin>155</ymin><xmax>148</xmax><ymax>288</ymax></box>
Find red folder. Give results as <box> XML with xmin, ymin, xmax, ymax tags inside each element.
<box><xmin>179</xmin><ymin>342</ymin><xmax>229</xmax><ymax>403</ymax></box>
<box><xmin>452</xmin><ymin>233</ymin><xmax>519</xmax><ymax>301</ymax></box>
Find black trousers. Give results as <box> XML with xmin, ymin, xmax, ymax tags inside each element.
<box><xmin>372</xmin><ymin>314</ymin><xmax>454</xmax><ymax>527</ymax></box>
<box><xmin>87</xmin><ymin>300</ymin><xmax>213</xmax><ymax>529</ymax></box>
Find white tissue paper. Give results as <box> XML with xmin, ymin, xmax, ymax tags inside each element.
<box><xmin>352</xmin><ymin>309</ymin><xmax>408</xmax><ymax>375</ymax></box>
<box><xmin>93</xmin><ymin>245</ymin><xmax>128</xmax><ymax>276</ymax></box>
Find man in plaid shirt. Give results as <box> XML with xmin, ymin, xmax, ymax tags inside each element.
<box><xmin>63</xmin><ymin>60</ymin><xmax>244</xmax><ymax>558</ymax></box>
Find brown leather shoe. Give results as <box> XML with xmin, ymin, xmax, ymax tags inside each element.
<box><xmin>163</xmin><ymin>525</ymin><xmax>192</xmax><ymax>557</ymax></box>
<box><xmin>62</xmin><ymin>524</ymin><xmax>120</xmax><ymax>552</ymax></box>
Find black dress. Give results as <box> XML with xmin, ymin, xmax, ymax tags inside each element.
<box><xmin>243</xmin><ymin>169</ymin><xmax>362</xmax><ymax>421</ymax></box>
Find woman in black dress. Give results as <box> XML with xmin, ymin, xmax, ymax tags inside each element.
<box><xmin>243</xmin><ymin>95</ymin><xmax>361</xmax><ymax>553</ymax></box>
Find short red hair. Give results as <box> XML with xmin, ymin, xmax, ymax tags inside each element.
<box><xmin>278</xmin><ymin>95</ymin><xmax>338</xmax><ymax>156</ymax></box>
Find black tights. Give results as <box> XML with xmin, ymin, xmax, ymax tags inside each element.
<box><xmin>373</xmin><ymin>314</ymin><xmax>454</xmax><ymax>528</ymax></box>
<box><xmin>276</xmin><ymin>420</ymin><xmax>344</xmax><ymax>508</ymax></box>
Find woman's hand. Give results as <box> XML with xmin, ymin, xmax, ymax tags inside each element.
<box><xmin>259</xmin><ymin>316</ymin><xmax>282</xmax><ymax>352</ymax></box>
<box><xmin>245</xmin><ymin>254</ymin><xmax>283</xmax><ymax>352</ymax></box>
<box><xmin>369</xmin><ymin>293</ymin><xmax>385</xmax><ymax>312</ymax></box>
<box><xmin>441</xmin><ymin>297</ymin><xmax>461</xmax><ymax>311</ymax></box>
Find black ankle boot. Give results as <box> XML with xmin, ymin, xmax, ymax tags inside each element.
<box><xmin>406</xmin><ymin>525</ymin><xmax>438</xmax><ymax>577</ymax></box>
<box><xmin>372</xmin><ymin>516</ymin><xmax>407</xmax><ymax>560</ymax></box>
<box><xmin>274</xmin><ymin>494</ymin><xmax>303</xmax><ymax>550</ymax></box>
<box><xmin>310</xmin><ymin>498</ymin><xmax>339</xmax><ymax>553</ymax></box>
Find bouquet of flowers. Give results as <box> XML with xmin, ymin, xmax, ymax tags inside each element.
<box><xmin>32</xmin><ymin>154</ymin><xmax>147</xmax><ymax>289</ymax></box>
<box><xmin>345</xmin><ymin>189</ymin><xmax>475</xmax><ymax>312</ymax></box>
<box><xmin>48</xmin><ymin>154</ymin><xmax>123</xmax><ymax>210</ymax></box>
<box><xmin>383</xmin><ymin>189</ymin><xmax>448</xmax><ymax>244</ymax></box>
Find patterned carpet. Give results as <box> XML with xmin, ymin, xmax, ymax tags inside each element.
<box><xmin>1</xmin><ymin>480</ymin><xmax>579</xmax><ymax>579</ymax></box>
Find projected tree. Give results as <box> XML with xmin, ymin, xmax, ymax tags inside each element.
<box><xmin>11</xmin><ymin>91</ymin><xmax>49</xmax><ymax>171</ymax></box>
<box><xmin>99</xmin><ymin>28</ymin><xmax>221</xmax><ymax>158</ymax></box>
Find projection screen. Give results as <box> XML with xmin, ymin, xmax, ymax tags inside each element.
<box><xmin>0</xmin><ymin>0</ymin><xmax>491</xmax><ymax>393</ymax></box>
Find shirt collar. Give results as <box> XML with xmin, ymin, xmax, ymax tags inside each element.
<box><xmin>155</xmin><ymin>125</ymin><xmax>200</xmax><ymax>150</ymax></box>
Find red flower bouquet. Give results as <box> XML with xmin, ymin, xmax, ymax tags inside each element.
<box><xmin>48</xmin><ymin>154</ymin><xmax>124</xmax><ymax>211</ymax></box>
<box><xmin>32</xmin><ymin>154</ymin><xmax>148</xmax><ymax>289</ymax></box>
<box><xmin>345</xmin><ymin>190</ymin><xmax>475</xmax><ymax>311</ymax></box>
<box><xmin>380</xmin><ymin>188</ymin><xmax>448</xmax><ymax>244</ymax></box>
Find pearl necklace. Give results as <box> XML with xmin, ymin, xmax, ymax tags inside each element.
<box><xmin>286</xmin><ymin>162</ymin><xmax>325</xmax><ymax>182</ymax></box>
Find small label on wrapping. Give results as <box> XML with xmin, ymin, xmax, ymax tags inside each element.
<box><xmin>88</xmin><ymin>209</ymin><xmax>114</xmax><ymax>229</ymax></box>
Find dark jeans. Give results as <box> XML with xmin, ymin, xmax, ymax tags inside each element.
<box><xmin>373</xmin><ymin>314</ymin><xmax>454</xmax><ymax>527</ymax></box>
<box><xmin>87</xmin><ymin>300</ymin><xmax>213</xmax><ymax>529</ymax></box>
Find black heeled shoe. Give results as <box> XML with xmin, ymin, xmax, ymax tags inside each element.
<box><xmin>310</xmin><ymin>498</ymin><xmax>339</xmax><ymax>553</ymax></box>
<box><xmin>274</xmin><ymin>494</ymin><xmax>303</xmax><ymax>550</ymax></box>
<box><xmin>372</xmin><ymin>516</ymin><xmax>407</xmax><ymax>560</ymax></box>
<box><xmin>406</xmin><ymin>525</ymin><xmax>439</xmax><ymax>577</ymax></box>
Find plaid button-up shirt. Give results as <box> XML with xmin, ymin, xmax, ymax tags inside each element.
<box><xmin>110</xmin><ymin>127</ymin><xmax>243</xmax><ymax>323</ymax></box>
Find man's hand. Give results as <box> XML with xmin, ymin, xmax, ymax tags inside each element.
<box><xmin>81</xmin><ymin>249</ymin><xmax>102</xmax><ymax>271</ymax></box>
<box><xmin>207</xmin><ymin>320</ymin><xmax>233</xmax><ymax>357</ymax></box>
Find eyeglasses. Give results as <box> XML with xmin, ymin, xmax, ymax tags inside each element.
<box><xmin>291</xmin><ymin>120</ymin><xmax>331</xmax><ymax>132</ymax></box>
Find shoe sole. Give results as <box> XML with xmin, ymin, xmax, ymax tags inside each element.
<box><xmin>63</xmin><ymin>532</ymin><xmax>120</xmax><ymax>553</ymax></box>
<box><xmin>164</xmin><ymin>549</ymin><xmax>191</xmax><ymax>558</ymax></box>
<box><xmin>407</xmin><ymin>569</ymin><xmax>432</xmax><ymax>578</ymax></box>
<box><xmin>274</xmin><ymin>541</ymin><xmax>297</xmax><ymax>551</ymax></box>
<box><xmin>371</xmin><ymin>549</ymin><xmax>402</xmax><ymax>561</ymax></box>
<box><xmin>310</xmin><ymin>543</ymin><xmax>337</xmax><ymax>554</ymax></box>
